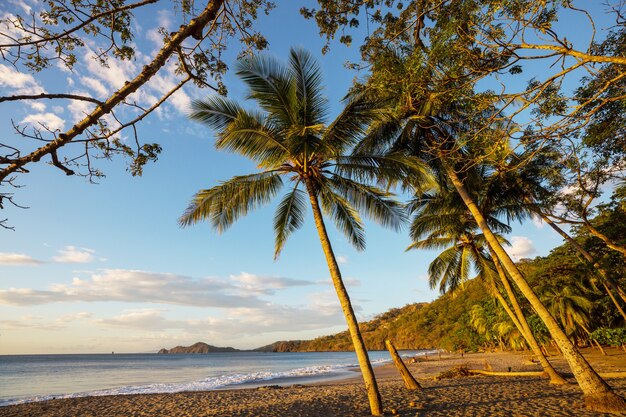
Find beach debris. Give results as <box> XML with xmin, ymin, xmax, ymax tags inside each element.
<box><xmin>256</xmin><ymin>385</ymin><xmax>284</xmax><ymax>390</ymax></box>
<box><xmin>434</xmin><ymin>365</ymin><xmax>473</xmax><ymax>380</ymax></box>
<box><xmin>390</xmin><ymin>407</ymin><xmax>399</xmax><ymax>415</ymax></box>
<box><xmin>483</xmin><ymin>360</ymin><xmax>493</xmax><ymax>371</ymax></box>
<box><xmin>467</xmin><ymin>369</ymin><xmax>544</xmax><ymax>377</ymax></box>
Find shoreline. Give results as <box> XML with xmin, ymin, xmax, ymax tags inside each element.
<box><xmin>1</xmin><ymin>348</ymin><xmax>625</xmax><ymax>416</ymax></box>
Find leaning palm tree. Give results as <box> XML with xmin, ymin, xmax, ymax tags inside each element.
<box><xmin>489</xmin><ymin>145</ymin><xmax>626</xmax><ymax>321</ymax></box>
<box><xmin>179</xmin><ymin>48</ymin><xmax>427</xmax><ymax>416</ymax></box>
<box><xmin>407</xmin><ymin>181</ymin><xmax>566</xmax><ymax>384</ymax></box>
<box><xmin>356</xmin><ymin>45</ymin><xmax>626</xmax><ymax>411</ymax></box>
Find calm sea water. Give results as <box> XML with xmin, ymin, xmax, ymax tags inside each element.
<box><xmin>0</xmin><ymin>350</ymin><xmax>429</xmax><ymax>406</ymax></box>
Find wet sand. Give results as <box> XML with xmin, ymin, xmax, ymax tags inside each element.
<box><xmin>2</xmin><ymin>347</ymin><xmax>626</xmax><ymax>416</ymax></box>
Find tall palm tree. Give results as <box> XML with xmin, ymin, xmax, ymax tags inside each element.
<box><xmin>357</xmin><ymin>45</ymin><xmax>626</xmax><ymax>412</ymax></box>
<box><xmin>179</xmin><ymin>48</ymin><xmax>428</xmax><ymax>416</ymax></box>
<box><xmin>407</xmin><ymin>182</ymin><xmax>566</xmax><ymax>384</ymax></box>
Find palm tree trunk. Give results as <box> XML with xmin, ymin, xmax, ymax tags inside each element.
<box><xmin>444</xmin><ymin>164</ymin><xmax>626</xmax><ymax>413</ymax></box>
<box><xmin>491</xmin><ymin>255</ymin><xmax>567</xmax><ymax>384</ymax></box>
<box><xmin>538</xmin><ymin>211</ymin><xmax>626</xmax><ymax>318</ymax></box>
<box><xmin>304</xmin><ymin>179</ymin><xmax>383</xmax><ymax>416</ymax></box>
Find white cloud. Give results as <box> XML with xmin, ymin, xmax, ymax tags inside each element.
<box><xmin>8</xmin><ymin>0</ymin><xmax>33</xmax><ymax>14</ymax></box>
<box><xmin>532</xmin><ymin>215</ymin><xmax>544</xmax><ymax>229</ymax></box>
<box><xmin>0</xmin><ymin>311</ymin><xmax>92</xmax><ymax>331</ymax></box>
<box><xmin>97</xmin><ymin>309</ymin><xmax>175</xmax><ymax>330</ymax></box>
<box><xmin>21</xmin><ymin>112</ymin><xmax>65</xmax><ymax>131</ymax></box>
<box><xmin>67</xmin><ymin>91</ymin><xmax>95</xmax><ymax>123</ymax></box>
<box><xmin>0</xmin><ymin>252</ymin><xmax>44</xmax><ymax>265</ymax></box>
<box><xmin>0</xmin><ymin>64</ymin><xmax>37</xmax><ymax>88</ymax></box>
<box><xmin>57</xmin><ymin>312</ymin><xmax>93</xmax><ymax>323</ymax></box>
<box><xmin>505</xmin><ymin>236</ymin><xmax>536</xmax><ymax>261</ymax></box>
<box><xmin>80</xmin><ymin>76</ymin><xmax>108</xmax><ymax>97</ymax></box>
<box><xmin>0</xmin><ymin>63</ymin><xmax>46</xmax><ymax>99</ymax></box>
<box><xmin>315</xmin><ymin>276</ymin><xmax>361</xmax><ymax>287</ymax></box>
<box><xmin>53</xmin><ymin>246</ymin><xmax>95</xmax><ymax>263</ymax></box>
<box><xmin>337</xmin><ymin>255</ymin><xmax>348</xmax><ymax>264</ymax></box>
<box><xmin>229</xmin><ymin>272</ymin><xmax>313</xmax><ymax>295</ymax></box>
<box><xmin>97</xmin><ymin>304</ymin><xmax>345</xmax><ymax>338</ymax></box>
<box><xmin>30</xmin><ymin>101</ymin><xmax>46</xmax><ymax>111</ymax></box>
<box><xmin>0</xmin><ymin>269</ymin><xmax>265</xmax><ymax>307</ymax></box>
<box><xmin>85</xmin><ymin>52</ymin><xmax>136</xmax><ymax>91</ymax></box>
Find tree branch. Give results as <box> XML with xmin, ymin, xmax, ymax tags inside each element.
<box><xmin>0</xmin><ymin>0</ymin><xmax>226</xmax><ymax>183</ymax></box>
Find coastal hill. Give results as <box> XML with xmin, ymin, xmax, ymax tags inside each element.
<box><xmin>256</xmin><ymin>277</ymin><xmax>487</xmax><ymax>352</ymax></box>
<box><xmin>158</xmin><ymin>342</ymin><xmax>239</xmax><ymax>354</ymax></box>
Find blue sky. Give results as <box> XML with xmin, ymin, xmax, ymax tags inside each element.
<box><xmin>0</xmin><ymin>1</ymin><xmax>609</xmax><ymax>354</ymax></box>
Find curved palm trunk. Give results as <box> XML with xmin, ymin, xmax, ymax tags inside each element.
<box><xmin>538</xmin><ymin>212</ymin><xmax>626</xmax><ymax>319</ymax></box>
<box><xmin>491</xmin><ymin>255</ymin><xmax>567</xmax><ymax>385</ymax></box>
<box><xmin>444</xmin><ymin>165</ymin><xmax>626</xmax><ymax>413</ymax></box>
<box><xmin>304</xmin><ymin>179</ymin><xmax>383</xmax><ymax>416</ymax></box>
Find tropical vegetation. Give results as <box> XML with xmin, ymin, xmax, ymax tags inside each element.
<box><xmin>259</xmin><ymin>201</ymin><xmax>625</xmax><ymax>354</ymax></box>
<box><xmin>179</xmin><ymin>48</ymin><xmax>431</xmax><ymax>415</ymax></box>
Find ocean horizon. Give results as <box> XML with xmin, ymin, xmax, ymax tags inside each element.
<box><xmin>0</xmin><ymin>350</ymin><xmax>432</xmax><ymax>406</ymax></box>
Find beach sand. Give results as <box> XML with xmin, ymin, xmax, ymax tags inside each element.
<box><xmin>2</xmin><ymin>347</ymin><xmax>626</xmax><ymax>416</ymax></box>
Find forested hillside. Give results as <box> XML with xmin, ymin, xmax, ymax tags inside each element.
<box><xmin>260</xmin><ymin>201</ymin><xmax>625</xmax><ymax>352</ymax></box>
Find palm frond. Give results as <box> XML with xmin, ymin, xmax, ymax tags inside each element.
<box><xmin>236</xmin><ymin>53</ymin><xmax>297</xmax><ymax>126</ymax></box>
<box><xmin>335</xmin><ymin>153</ymin><xmax>433</xmax><ymax>190</ymax></box>
<box><xmin>407</xmin><ymin>237</ymin><xmax>455</xmax><ymax>251</ymax></box>
<box><xmin>353</xmin><ymin>111</ymin><xmax>405</xmax><ymax>155</ymax></box>
<box><xmin>179</xmin><ymin>171</ymin><xmax>283</xmax><ymax>232</ymax></box>
<box><xmin>274</xmin><ymin>185</ymin><xmax>307</xmax><ymax>259</ymax></box>
<box><xmin>289</xmin><ymin>48</ymin><xmax>328</xmax><ymax>127</ymax></box>
<box><xmin>329</xmin><ymin>175</ymin><xmax>407</xmax><ymax>231</ymax></box>
<box><xmin>318</xmin><ymin>183</ymin><xmax>366</xmax><ymax>250</ymax></box>
<box><xmin>428</xmin><ymin>246</ymin><xmax>461</xmax><ymax>293</ymax></box>
<box><xmin>189</xmin><ymin>96</ymin><xmax>243</xmax><ymax>130</ymax></box>
<box><xmin>216</xmin><ymin>110</ymin><xmax>289</xmax><ymax>168</ymax></box>
<box><xmin>324</xmin><ymin>92</ymin><xmax>381</xmax><ymax>153</ymax></box>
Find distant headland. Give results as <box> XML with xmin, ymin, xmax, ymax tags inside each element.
<box><xmin>157</xmin><ymin>342</ymin><xmax>239</xmax><ymax>354</ymax></box>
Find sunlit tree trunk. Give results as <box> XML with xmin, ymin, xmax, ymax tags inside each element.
<box><xmin>491</xmin><ymin>256</ymin><xmax>567</xmax><ymax>384</ymax></box>
<box><xmin>305</xmin><ymin>179</ymin><xmax>383</xmax><ymax>416</ymax></box>
<box><xmin>444</xmin><ymin>164</ymin><xmax>626</xmax><ymax>413</ymax></box>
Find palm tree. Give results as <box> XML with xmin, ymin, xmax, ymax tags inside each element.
<box><xmin>489</xmin><ymin>147</ymin><xmax>626</xmax><ymax>321</ymax></box>
<box><xmin>537</xmin><ymin>279</ymin><xmax>595</xmax><ymax>343</ymax></box>
<box><xmin>469</xmin><ymin>303</ymin><xmax>525</xmax><ymax>351</ymax></box>
<box><xmin>179</xmin><ymin>48</ymin><xmax>428</xmax><ymax>416</ymax></box>
<box><xmin>357</xmin><ymin>45</ymin><xmax>626</xmax><ymax>412</ymax></box>
<box><xmin>407</xmin><ymin>181</ymin><xmax>566</xmax><ymax>384</ymax></box>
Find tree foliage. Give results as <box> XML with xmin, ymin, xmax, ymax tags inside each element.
<box><xmin>0</xmin><ymin>0</ymin><xmax>275</xmax><ymax>222</ymax></box>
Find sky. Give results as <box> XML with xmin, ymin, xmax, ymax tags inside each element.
<box><xmin>0</xmin><ymin>1</ymin><xmax>612</xmax><ymax>354</ymax></box>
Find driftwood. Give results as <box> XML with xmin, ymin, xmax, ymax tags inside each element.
<box><xmin>467</xmin><ymin>369</ymin><xmax>626</xmax><ymax>379</ymax></box>
<box><xmin>385</xmin><ymin>340</ymin><xmax>422</xmax><ymax>390</ymax></box>
<box><xmin>467</xmin><ymin>369</ymin><xmax>545</xmax><ymax>377</ymax></box>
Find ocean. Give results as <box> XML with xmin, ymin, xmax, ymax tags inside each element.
<box><xmin>0</xmin><ymin>350</ymin><xmax>430</xmax><ymax>406</ymax></box>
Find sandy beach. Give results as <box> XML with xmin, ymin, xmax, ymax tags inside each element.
<box><xmin>2</xmin><ymin>347</ymin><xmax>626</xmax><ymax>416</ymax></box>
